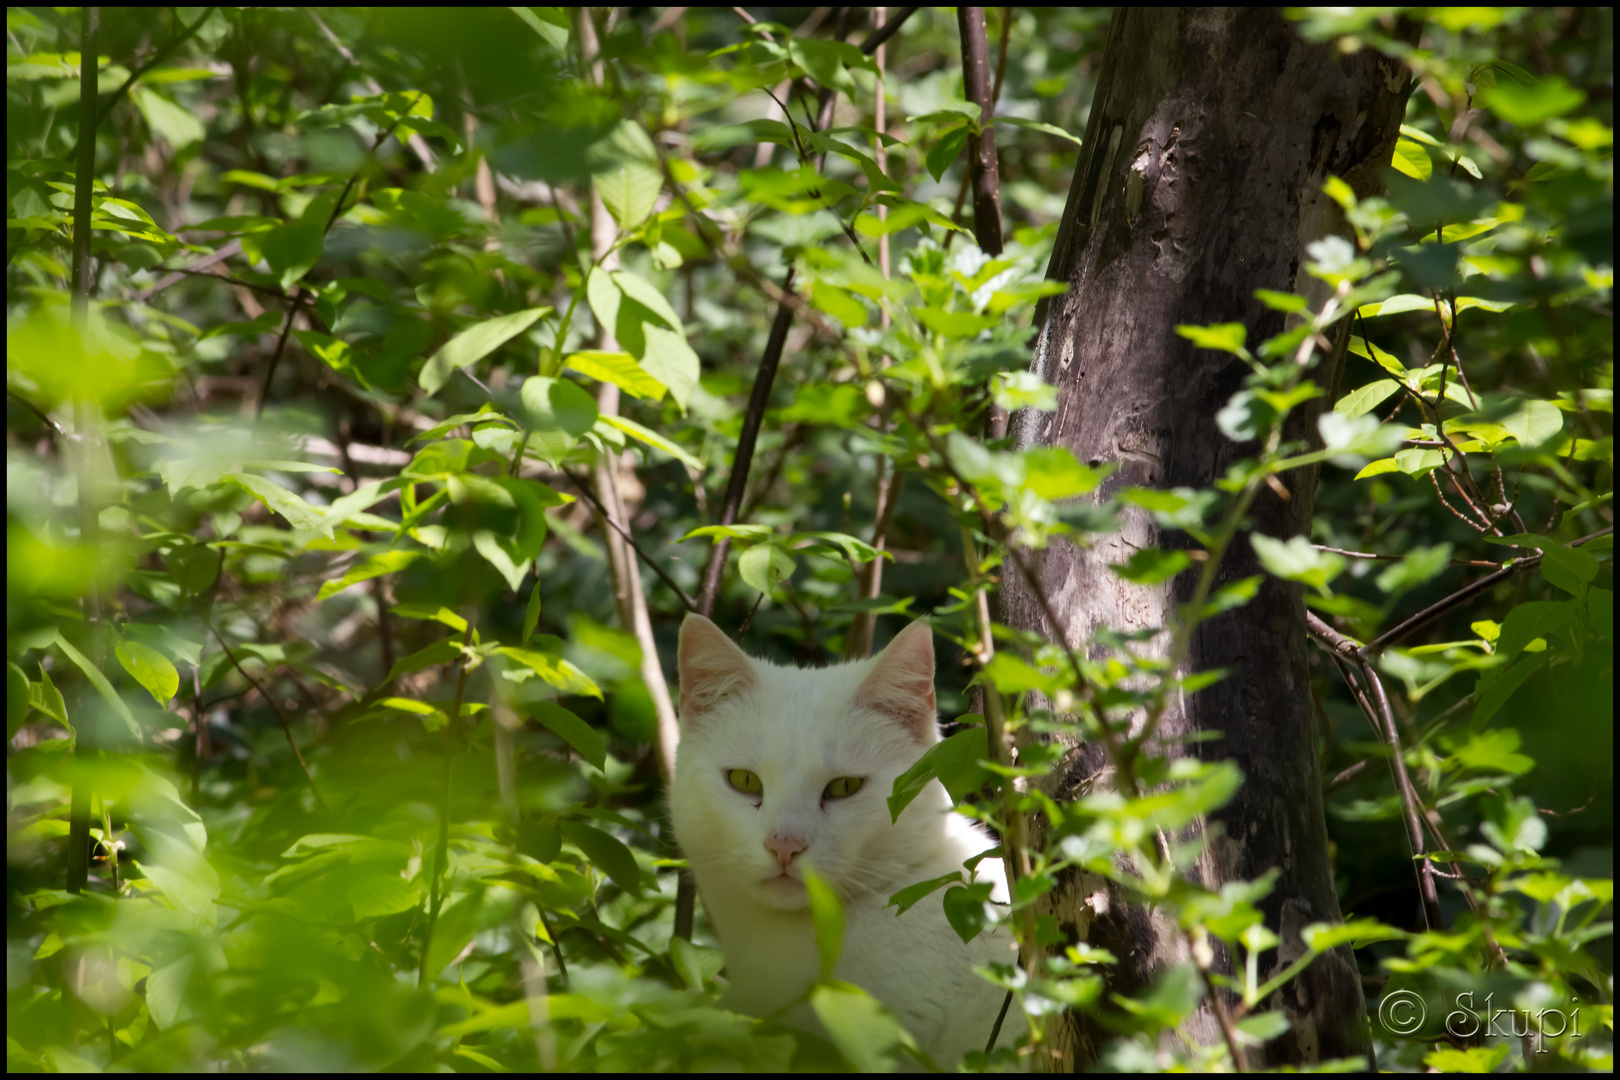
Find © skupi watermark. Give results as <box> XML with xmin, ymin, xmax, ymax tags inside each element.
<box><xmin>1378</xmin><ymin>988</ymin><xmax>1588</xmax><ymax>1051</ymax></box>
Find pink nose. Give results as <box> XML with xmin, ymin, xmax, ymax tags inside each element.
<box><xmin>765</xmin><ymin>832</ymin><xmax>808</xmax><ymax>871</ymax></box>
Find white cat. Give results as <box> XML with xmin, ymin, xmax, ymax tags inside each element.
<box><xmin>671</xmin><ymin>614</ymin><xmax>1021</xmax><ymax>1066</ymax></box>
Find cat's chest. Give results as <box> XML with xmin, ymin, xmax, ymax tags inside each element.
<box><xmin>720</xmin><ymin>892</ymin><xmax>1014</xmax><ymax>1051</ymax></box>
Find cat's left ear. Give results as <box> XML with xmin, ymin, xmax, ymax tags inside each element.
<box><xmin>854</xmin><ymin>619</ymin><xmax>936</xmax><ymax>740</ymax></box>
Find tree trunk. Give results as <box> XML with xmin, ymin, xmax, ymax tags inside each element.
<box><xmin>1000</xmin><ymin>9</ymin><xmax>1414</xmax><ymax>1069</ymax></box>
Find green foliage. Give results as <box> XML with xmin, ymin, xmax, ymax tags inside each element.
<box><xmin>5</xmin><ymin>5</ymin><xmax>1611</xmax><ymax>1075</ymax></box>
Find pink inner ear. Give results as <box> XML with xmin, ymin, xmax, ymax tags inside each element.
<box><xmin>854</xmin><ymin>621</ymin><xmax>937</xmax><ymax>738</ymax></box>
<box><xmin>678</xmin><ymin>615</ymin><xmax>756</xmax><ymax>724</ymax></box>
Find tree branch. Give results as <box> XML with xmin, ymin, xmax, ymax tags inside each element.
<box><xmin>694</xmin><ymin>271</ymin><xmax>795</xmax><ymax>616</ymax></box>
<box><xmin>1307</xmin><ymin>612</ymin><xmax>1442</xmax><ymax>931</ymax></box>
<box><xmin>1369</xmin><ymin>525</ymin><xmax>1612</xmax><ymax>653</ymax></box>
<box><xmin>956</xmin><ymin>8</ymin><xmax>1004</xmax><ymax>255</ymax></box>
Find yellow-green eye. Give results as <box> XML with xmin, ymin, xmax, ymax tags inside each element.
<box><xmin>726</xmin><ymin>769</ymin><xmax>763</xmax><ymax>796</ymax></box>
<box><xmin>823</xmin><ymin>776</ymin><xmax>865</xmax><ymax>800</ymax></box>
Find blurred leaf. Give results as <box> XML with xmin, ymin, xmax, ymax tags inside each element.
<box><xmin>802</xmin><ymin>862</ymin><xmax>844</xmax><ymax>981</ymax></box>
<box><xmin>527</xmin><ymin>702</ymin><xmax>606</xmax><ymax>771</ymax></box>
<box><xmin>560</xmin><ymin>821</ymin><xmax>641</xmax><ymax>896</ymax></box>
<box><xmin>809</xmin><ymin>982</ymin><xmax>913</xmax><ymax>1072</ymax></box>
<box><xmin>51</xmin><ymin>631</ymin><xmax>139</xmax><ymax>738</ymax></box>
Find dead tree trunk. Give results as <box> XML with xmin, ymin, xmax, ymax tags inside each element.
<box><xmin>1001</xmin><ymin>9</ymin><xmax>1414</xmax><ymax>1069</ymax></box>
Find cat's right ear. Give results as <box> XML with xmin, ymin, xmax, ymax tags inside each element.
<box><xmin>678</xmin><ymin>615</ymin><xmax>756</xmax><ymax>727</ymax></box>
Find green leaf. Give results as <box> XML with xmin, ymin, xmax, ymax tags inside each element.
<box><xmin>1375</xmin><ymin>543</ymin><xmax>1453</xmax><ymax>597</ymax></box>
<box><xmin>145</xmin><ymin>957</ymin><xmax>193</xmax><ymax>1031</ymax></box>
<box><xmin>390</xmin><ymin>604</ymin><xmax>468</xmax><ymax>632</ymax></box>
<box><xmin>917</xmin><ymin>306</ymin><xmax>997</xmax><ymax>338</ymax></box>
<box><xmin>638</xmin><ymin>325</ymin><xmax>700</xmax><ymax>413</ymax></box>
<box><xmin>810</xmin><ymin>982</ymin><xmax>912</xmax><ymax>1073</ymax></box>
<box><xmin>942</xmin><ymin>881</ymin><xmax>997</xmax><ymax>943</ymax></box>
<box><xmin>1390</xmin><ymin>137</ymin><xmax>1433</xmax><ymax>180</ymax></box>
<box><xmin>683</xmin><ymin>523</ymin><xmax>774</xmax><ymax>542</ymax></box>
<box><xmin>528</xmin><ymin>702</ymin><xmax>606</xmax><ymax>771</ymax></box>
<box><xmin>1493</xmin><ymin>599</ymin><xmax>1575</xmax><ymax>662</ymax></box>
<box><xmin>1335</xmin><ymin>379</ymin><xmax>1401</xmax><ymax>418</ymax></box>
<box><xmin>1109</xmin><ymin>548</ymin><xmax>1193</xmax><ymax>585</ymax></box>
<box><xmin>810</xmin><ymin>280</ymin><xmax>868</xmax><ymax>328</ymax></box>
<box><xmin>134</xmin><ymin>86</ymin><xmax>205</xmax><ymax>149</ymax></box>
<box><xmin>387</xmin><ymin>638</ymin><xmax>463</xmax><ymax>681</ymax></box>
<box><xmin>423</xmin><ymin>893</ymin><xmax>482</xmax><ymax>980</ymax></box>
<box><xmin>1353</xmin><ymin>457</ymin><xmax>1400</xmax><ymax>480</ymax></box>
<box><xmin>137</xmin><ymin>857</ymin><xmax>219</xmax><ymax>924</ymax></box>
<box><xmin>802</xmin><ymin>862</ymin><xmax>844</xmax><ymax>981</ymax></box>
<box><xmin>420</xmin><ymin>307</ymin><xmax>551</xmax><ymax>396</ymax></box>
<box><xmin>1250</xmin><ymin>534</ymin><xmax>1346</xmax><ymax>595</ymax></box>
<box><xmin>560</xmin><ymin>821</ymin><xmax>641</xmax><ymax>896</ymax></box>
<box><xmin>887</xmin><ymin>728</ymin><xmax>992</xmax><ymax>822</ymax></box>
<box><xmin>564</xmin><ymin>350</ymin><xmax>667</xmax><ymax>401</ymax></box>
<box><xmin>1021</xmin><ymin>447</ymin><xmax>1099</xmax><ymax>499</ymax></box>
<box><xmin>348</xmin><ymin>871</ymin><xmax>422</xmax><ymax>919</ymax></box>
<box><xmin>886</xmin><ymin>871</ymin><xmax>963</xmax><ymax>917</ymax></box>
<box><xmin>260</xmin><ymin>220</ymin><xmax>324</xmax><ymax>292</ymax></box>
<box><xmin>589</xmin><ymin>121</ymin><xmax>663</xmax><ymax>228</ymax></box>
<box><xmin>115</xmin><ymin>640</ymin><xmax>178</xmax><ymax>709</ymax></box>
<box><xmin>600</xmin><ymin>413</ymin><xmax>704</xmax><ymax>471</ymax></box>
<box><xmin>51</xmin><ymin>631</ymin><xmax>139</xmax><ymax>738</ymax></box>
<box><xmin>522</xmin><ymin>579</ymin><xmax>543</xmax><ymax>645</ymax></box>
<box><xmin>520</xmin><ymin>376</ymin><xmax>600</xmax><ymax>460</ymax></box>
<box><xmin>925</xmin><ymin>125</ymin><xmax>970</xmax><ymax>182</ymax></box>
<box><xmin>1348</xmin><ymin>335</ymin><xmax>1407</xmax><ymax>376</ymax></box>
<box><xmin>28</xmin><ymin>664</ymin><xmax>69</xmax><ymax>730</ymax></box>
<box><xmin>981</xmin><ymin>652</ymin><xmax>1064</xmax><ymax>695</ymax></box>
<box><xmin>610</xmin><ymin>269</ymin><xmax>683</xmax><ymax>333</ymax></box>
<box><xmin>498</xmin><ymin>647</ymin><xmax>602</xmax><ymax>698</ymax></box>
<box><xmin>1481</xmin><ymin>75</ymin><xmax>1586</xmax><ymax>126</ymax></box>
<box><xmin>315</xmin><ymin>549</ymin><xmax>422</xmax><ymax>601</ymax></box>
<box><xmin>668</xmin><ymin>936</ymin><xmax>724</xmax><ymax>993</ymax></box>
<box><xmin>739</xmin><ymin>543</ymin><xmax>795</xmax><ymax>594</ymax></box>
<box><xmin>1175</xmin><ymin>322</ymin><xmax>1251</xmax><ymax>360</ymax></box>
<box><xmin>1451</xmin><ymin>729</ymin><xmax>1535</xmax><ymax>776</ymax></box>
<box><xmin>226</xmin><ymin>472</ymin><xmax>333</xmax><ymax>537</ymax></box>
<box><xmin>1502</xmin><ymin>399</ymin><xmax>1563</xmax><ymax>449</ymax></box>
<box><xmin>997</xmin><ymin>116</ymin><xmax>1082</xmax><ymax>144</ymax></box>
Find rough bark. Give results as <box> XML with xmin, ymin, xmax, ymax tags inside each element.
<box><xmin>1000</xmin><ymin>9</ymin><xmax>1414</xmax><ymax>1069</ymax></box>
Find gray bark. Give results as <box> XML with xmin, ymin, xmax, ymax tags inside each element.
<box><xmin>1001</xmin><ymin>9</ymin><xmax>1415</xmax><ymax>1069</ymax></box>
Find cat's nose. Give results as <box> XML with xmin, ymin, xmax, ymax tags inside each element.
<box><xmin>764</xmin><ymin>832</ymin><xmax>808</xmax><ymax>870</ymax></box>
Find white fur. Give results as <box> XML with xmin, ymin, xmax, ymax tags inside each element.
<box><xmin>671</xmin><ymin>616</ymin><xmax>1020</xmax><ymax>1064</ymax></box>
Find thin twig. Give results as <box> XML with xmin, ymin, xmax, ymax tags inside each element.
<box><xmin>1369</xmin><ymin>525</ymin><xmax>1612</xmax><ymax>653</ymax></box>
<box><xmin>1312</xmin><ymin>544</ymin><xmax>1501</xmax><ymax>567</ymax></box>
<box><xmin>7</xmin><ymin>389</ymin><xmax>67</xmax><ymax>437</ymax></box>
<box><xmin>79</xmin><ymin>8</ymin><xmax>215</xmax><ymax>145</ymax></box>
<box><xmin>563</xmin><ymin>470</ymin><xmax>697</xmax><ymax>612</ymax></box>
<box><xmin>1307</xmin><ymin>613</ymin><xmax>1441</xmax><ymax>930</ymax></box>
<box><xmin>208</xmin><ymin>623</ymin><xmax>326</xmax><ymax>810</ymax></box>
<box><xmin>693</xmin><ymin>271</ymin><xmax>796</xmax><ymax>616</ymax></box>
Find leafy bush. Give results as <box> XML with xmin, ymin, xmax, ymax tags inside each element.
<box><xmin>6</xmin><ymin>7</ymin><xmax>1611</xmax><ymax>1073</ymax></box>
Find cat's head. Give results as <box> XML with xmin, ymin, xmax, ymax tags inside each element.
<box><xmin>670</xmin><ymin>615</ymin><xmax>950</xmax><ymax>913</ymax></box>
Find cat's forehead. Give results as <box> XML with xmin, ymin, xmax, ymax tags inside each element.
<box><xmin>700</xmin><ymin>660</ymin><xmax>915</xmax><ymax>760</ymax></box>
